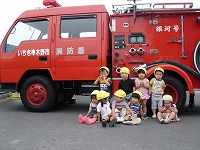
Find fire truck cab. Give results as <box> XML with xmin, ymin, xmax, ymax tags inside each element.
<box><xmin>0</xmin><ymin>0</ymin><xmax>200</xmax><ymax>112</ymax></box>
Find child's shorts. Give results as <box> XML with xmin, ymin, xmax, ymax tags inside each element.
<box><xmin>151</xmin><ymin>94</ymin><xmax>163</xmax><ymax>109</ymax></box>
<box><xmin>102</xmin><ymin>113</ymin><xmax>112</xmax><ymax>119</ymax></box>
<box><xmin>115</xmin><ymin>108</ymin><xmax>127</xmax><ymax>117</ymax></box>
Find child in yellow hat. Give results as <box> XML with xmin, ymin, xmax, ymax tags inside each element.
<box><xmin>96</xmin><ymin>90</ymin><xmax>112</xmax><ymax>127</ymax></box>
<box><xmin>110</xmin><ymin>89</ymin><xmax>141</xmax><ymax>126</ymax></box>
<box><xmin>94</xmin><ymin>66</ymin><xmax>112</xmax><ymax>100</ymax></box>
<box><xmin>78</xmin><ymin>90</ymin><xmax>100</xmax><ymax>125</ymax></box>
<box><xmin>135</xmin><ymin>67</ymin><xmax>150</xmax><ymax>119</ymax></box>
<box><xmin>118</xmin><ymin>67</ymin><xmax>135</xmax><ymax>102</ymax></box>
<box><xmin>127</xmin><ymin>91</ymin><xmax>145</xmax><ymax>120</ymax></box>
<box><xmin>150</xmin><ymin>67</ymin><xmax>166</xmax><ymax>119</ymax></box>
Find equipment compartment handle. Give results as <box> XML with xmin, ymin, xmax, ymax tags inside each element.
<box><xmin>88</xmin><ymin>54</ymin><xmax>97</xmax><ymax>60</ymax></box>
<box><xmin>39</xmin><ymin>56</ymin><xmax>47</xmax><ymax>61</ymax></box>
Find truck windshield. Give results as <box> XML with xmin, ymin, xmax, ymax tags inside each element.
<box><xmin>3</xmin><ymin>19</ymin><xmax>49</xmax><ymax>53</ymax></box>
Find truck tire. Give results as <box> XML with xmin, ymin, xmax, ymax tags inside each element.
<box><xmin>163</xmin><ymin>75</ymin><xmax>186</xmax><ymax>110</ymax></box>
<box><xmin>20</xmin><ymin>75</ymin><xmax>57</xmax><ymax>112</ymax></box>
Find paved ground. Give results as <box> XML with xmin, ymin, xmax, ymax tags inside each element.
<box><xmin>0</xmin><ymin>95</ymin><xmax>200</xmax><ymax>150</ymax></box>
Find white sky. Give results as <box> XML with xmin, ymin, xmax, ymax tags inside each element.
<box><xmin>0</xmin><ymin>0</ymin><xmax>199</xmax><ymax>43</ymax></box>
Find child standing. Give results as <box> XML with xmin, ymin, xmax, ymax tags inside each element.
<box><xmin>128</xmin><ymin>91</ymin><xmax>144</xmax><ymax>120</ymax></box>
<box><xmin>150</xmin><ymin>67</ymin><xmax>166</xmax><ymax>118</ymax></box>
<box><xmin>96</xmin><ymin>90</ymin><xmax>112</xmax><ymax>127</ymax></box>
<box><xmin>94</xmin><ymin>66</ymin><xmax>112</xmax><ymax>99</ymax></box>
<box><xmin>110</xmin><ymin>89</ymin><xmax>141</xmax><ymax>126</ymax></box>
<box><xmin>135</xmin><ymin>67</ymin><xmax>150</xmax><ymax>119</ymax></box>
<box><xmin>118</xmin><ymin>67</ymin><xmax>135</xmax><ymax>102</ymax></box>
<box><xmin>157</xmin><ymin>95</ymin><xmax>179</xmax><ymax>124</ymax></box>
<box><xmin>78</xmin><ymin>90</ymin><xmax>99</xmax><ymax>125</ymax></box>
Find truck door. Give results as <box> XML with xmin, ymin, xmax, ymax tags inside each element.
<box><xmin>54</xmin><ymin>14</ymin><xmax>102</xmax><ymax>80</ymax></box>
<box><xmin>151</xmin><ymin>14</ymin><xmax>183</xmax><ymax>60</ymax></box>
<box><xmin>0</xmin><ymin>18</ymin><xmax>52</xmax><ymax>83</ymax></box>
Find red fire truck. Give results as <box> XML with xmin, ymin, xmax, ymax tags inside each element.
<box><xmin>0</xmin><ymin>0</ymin><xmax>200</xmax><ymax>112</ymax></box>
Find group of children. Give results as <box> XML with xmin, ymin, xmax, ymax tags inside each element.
<box><xmin>78</xmin><ymin>66</ymin><xmax>180</xmax><ymax>127</ymax></box>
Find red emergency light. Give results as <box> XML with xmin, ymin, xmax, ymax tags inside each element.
<box><xmin>43</xmin><ymin>0</ymin><xmax>62</xmax><ymax>7</ymax></box>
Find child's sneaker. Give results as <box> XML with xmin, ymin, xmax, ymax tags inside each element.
<box><xmin>116</xmin><ymin>117</ymin><xmax>124</xmax><ymax>122</ymax></box>
<box><xmin>78</xmin><ymin>114</ymin><xmax>85</xmax><ymax>124</ymax></box>
<box><xmin>152</xmin><ymin>114</ymin><xmax>157</xmax><ymax>119</ymax></box>
<box><xmin>144</xmin><ymin>114</ymin><xmax>149</xmax><ymax>119</ymax></box>
<box><xmin>123</xmin><ymin>120</ymin><xmax>132</xmax><ymax>125</ymax></box>
<box><xmin>101</xmin><ymin>119</ymin><xmax>107</xmax><ymax>127</ymax></box>
<box><xmin>164</xmin><ymin>116</ymin><xmax>170</xmax><ymax>124</ymax></box>
<box><xmin>123</xmin><ymin>120</ymin><xmax>128</xmax><ymax>124</ymax></box>
<box><xmin>109</xmin><ymin>118</ymin><xmax>117</xmax><ymax>127</ymax></box>
<box><xmin>159</xmin><ymin>118</ymin><xmax>165</xmax><ymax>124</ymax></box>
<box><xmin>132</xmin><ymin>118</ymin><xmax>141</xmax><ymax>125</ymax></box>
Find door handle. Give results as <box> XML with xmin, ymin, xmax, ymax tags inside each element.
<box><xmin>39</xmin><ymin>56</ymin><xmax>47</xmax><ymax>61</ymax></box>
<box><xmin>88</xmin><ymin>54</ymin><xmax>97</xmax><ymax>60</ymax></box>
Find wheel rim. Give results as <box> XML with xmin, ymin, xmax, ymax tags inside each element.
<box><xmin>165</xmin><ymin>84</ymin><xmax>178</xmax><ymax>104</ymax></box>
<box><xmin>26</xmin><ymin>83</ymin><xmax>47</xmax><ymax>106</ymax></box>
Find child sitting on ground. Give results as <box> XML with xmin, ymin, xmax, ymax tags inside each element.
<box><xmin>127</xmin><ymin>91</ymin><xmax>144</xmax><ymax>120</ymax></box>
<box><xmin>78</xmin><ymin>90</ymin><xmax>99</xmax><ymax>125</ymax></box>
<box><xmin>110</xmin><ymin>89</ymin><xmax>141</xmax><ymax>127</ymax></box>
<box><xmin>96</xmin><ymin>90</ymin><xmax>113</xmax><ymax>127</ymax></box>
<box><xmin>157</xmin><ymin>95</ymin><xmax>180</xmax><ymax>124</ymax></box>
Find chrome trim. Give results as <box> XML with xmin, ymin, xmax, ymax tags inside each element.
<box><xmin>194</xmin><ymin>89</ymin><xmax>200</xmax><ymax>92</ymax></box>
<box><xmin>194</xmin><ymin>41</ymin><xmax>200</xmax><ymax>73</ymax></box>
<box><xmin>181</xmin><ymin>15</ymin><xmax>187</xmax><ymax>58</ymax></box>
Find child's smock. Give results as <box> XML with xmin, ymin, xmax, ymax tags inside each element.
<box><xmin>162</xmin><ymin>107</ymin><xmax>172</xmax><ymax>117</ymax></box>
<box><xmin>97</xmin><ymin>101</ymin><xmax>111</xmax><ymax>119</ymax></box>
<box><xmin>112</xmin><ymin>100</ymin><xmax>129</xmax><ymax>117</ymax></box>
<box><xmin>160</xmin><ymin>106</ymin><xmax>178</xmax><ymax>120</ymax></box>
<box><xmin>98</xmin><ymin>77</ymin><xmax>112</xmax><ymax>98</ymax></box>
<box><xmin>135</xmin><ymin>78</ymin><xmax>150</xmax><ymax>99</ymax></box>
<box><xmin>118</xmin><ymin>78</ymin><xmax>135</xmax><ymax>102</ymax></box>
<box><xmin>150</xmin><ymin>78</ymin><xmax>165</xmax><ymax>95</ymax></box>
<box><xmin>89</xmin><ymin>103</ymin><xmax>97</xmax><ymax>118</ymax></box>
<box><xmin>129</xmin><ymin>102</ymin><xmax>141</xmax><ymax>117</ymax></box>
<box><xmin>112</xmin><ymin>100</ymin><xmax>129</xmax><ymax>110</ymax></box>
<box><xmin>118</xmin><ymin>78</ymin><xmax>135</xmax><ymax>95</ymax></box>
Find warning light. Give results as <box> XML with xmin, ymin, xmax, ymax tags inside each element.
<box><xmin>43</xmin><ymin>0</ymin><xmax>62</xmax><ymax>7</ymax></box>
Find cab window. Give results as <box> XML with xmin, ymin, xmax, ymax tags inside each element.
<box><xmin>60</xmin><ymin>15</ymin><xmax>97</xmax><ymax>38</ymax></box>
<box><xmin>4</xmin><ymin>19</ymin><xmax>49</xmax><ymax>53</ymax></box>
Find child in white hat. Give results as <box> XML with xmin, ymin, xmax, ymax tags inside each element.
<box><xmin>157</xmin><ymin>95</ymin><xmax>179</xmax><ymax>124</ymax></box>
